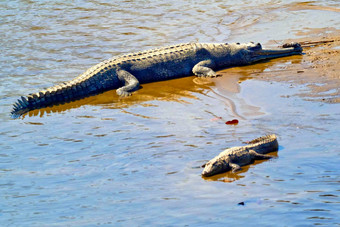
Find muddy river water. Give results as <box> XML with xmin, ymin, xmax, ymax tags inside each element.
<box><xmin>1</xmin><ymin>0</ymin><xmax>339</xmax><ymax>226</ymax></box>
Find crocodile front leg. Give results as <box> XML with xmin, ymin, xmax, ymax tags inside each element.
<box><xmin>192</xmin><ymin>60</ymin><xmax>217</xmax><ymax>77</ymax></box>
<box><xmin>230</xmin><ymin>163</ymin><xmax>241</xmax><ymax>173</ymax></box>
<box><xmin>116</xmin><ymin>68</ymin><xmax>140</xmax><ymax>97</ymax></box>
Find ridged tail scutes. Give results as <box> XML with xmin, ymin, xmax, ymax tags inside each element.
<box><xmin>11</xmin><ymin>80</ymin><xmax>86</xmax><ymax>118</ymax></box>
<box><xmin>11</xmin><ymin>96</ymin><xmax>31</xmax><ymax>119</ymax></box>
<box><xmin>245</xmin><ymin>134</ymin><xmax>277</xmax><ymax>144</ymax></box>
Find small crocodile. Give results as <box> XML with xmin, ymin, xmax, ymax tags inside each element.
<box><xmin>11</xmin><ymin>42</ymin><xmax>302</xmax><ymax>117</ymax></box>
<box><xmin>202</xmin><ymin>134</ymin><xmax>278</xmax><ymax>177</ymax></box>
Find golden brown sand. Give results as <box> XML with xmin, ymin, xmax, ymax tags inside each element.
<box><xmin>266</xmin><ymin>32</ymin><xmax>340</xmax><ymax>103</ymax></box>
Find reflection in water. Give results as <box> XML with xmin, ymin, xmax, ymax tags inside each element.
<box><xmin>24</xmin><ymin>76</ymin><xmax>208</xmax><ymax>118</ymax></box>
<box><xmin>23</xmin><ymin>54</ymin><xmax>302</xmax><ymax>119</ymax></box>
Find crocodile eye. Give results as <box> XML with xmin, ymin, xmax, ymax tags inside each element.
<box><xmin>248</xmin><ymin>43</ymin><xmax>262</xmax><ymax>51</ymax></box>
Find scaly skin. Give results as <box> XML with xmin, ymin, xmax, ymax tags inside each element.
<box><xmin>202</xmin><ymin>134</ymin><xmax>279</xmax><ymax>177</ymax></box>
<box><xmin>11</xmin><ymin>42</ymin><xmax>302</xmax><ymax>118</ymax></box>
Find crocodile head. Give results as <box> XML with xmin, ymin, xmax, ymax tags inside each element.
<box><xmin>202</xmin><ymin>159</ymin><xmax>230</xmax><ymax>177</ymax></box>
<box><xmin>245</xmin><ymin>42</ymin><xmax>303</xmax><ymax>63</ymax></box>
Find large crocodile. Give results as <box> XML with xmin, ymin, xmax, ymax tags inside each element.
<box><xmin>11</xmin><ymin>42</ymin><xmax>302</xmax><ymax>117</ymax></box>
<box><xmin>202</xmin><ymin>134</ymin><xmax>278</xmax><ymax>177</ymax></box>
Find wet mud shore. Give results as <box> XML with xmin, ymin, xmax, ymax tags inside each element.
<box><xmin>265</xmin><ymin>31</ymin><xmax>340</xmax><ymax>103</ymax></box>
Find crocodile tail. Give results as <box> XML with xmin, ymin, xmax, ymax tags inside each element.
<box><xmin>245</xmin><ymin>134</ymin><xmax>277</xmax><ymax>144</ymax></box>
<box><xmin>11</xmin><ymin>79</ymin><xmax>96</xmax><ymax>118</ymax></box>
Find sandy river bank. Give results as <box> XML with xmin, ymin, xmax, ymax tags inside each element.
<box><xmin>268</xmin><ymin>31</ymin><xmax>340</xmax><ymax>103</ymax></box>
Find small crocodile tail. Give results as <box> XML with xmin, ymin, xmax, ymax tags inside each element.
<box><xmin>245</xmin><ymin>134</ymin><xmax>277</xmax><ymax>144</ymax></box>
<box><xmin>245</xmin><ymin>134</ymin><xmax>278</xmax><ymax>154</ymax></box>
<box><xmin>11</xmin><ymin>79</ymin><xmax>96</xmax><ymax>118</ymax></box>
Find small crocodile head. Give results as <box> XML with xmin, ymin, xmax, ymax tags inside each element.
<box><xmin>246</xmin><ymin>42</ymin><xmax>303</xmax><ymax>63</ymax></box>
<box><xmin>202</xmin><ymin>159</ymin><xmax>230</xmax><ymax>177</ymax></box>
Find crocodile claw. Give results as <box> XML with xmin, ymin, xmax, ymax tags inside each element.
<box><xmin>116</xmin><ymin>88</ymin><xmax>132</xmax><ymax>97</ymax></box>
<box><xmin>195</xmin><ymin>71</ymin><xmax>217</xmax><ymax>78</ymax></box>
<box><xmin>282</xmin><ymin>42</ymin><xmax>302</xmax><ymax>49</ymax></box>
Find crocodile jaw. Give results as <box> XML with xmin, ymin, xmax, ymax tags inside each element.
<box><xmin>250</xmin><ymin>42</ymin><xmax>303</xmax><ymax>63</ymax></box>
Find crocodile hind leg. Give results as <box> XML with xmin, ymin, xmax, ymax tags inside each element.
<box><xmin>192</xmin><ymin>60</ymin><xmax>218</xmax><ymax>77</ymax></box>
<box><xmin>230</xmin><ymin>163</ymin><xmax>241</xmax><ymax>173</ymax></box>
<box><xmin>249</xmin><ymin>149</ymin><xmax>275</xmax><ymax>160</ymax></box>
<box><xmin>116</xmin><ymin>69</ymin><xmax>140</xmax><ymax>97</ymax></box>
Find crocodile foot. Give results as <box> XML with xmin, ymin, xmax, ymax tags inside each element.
<box><xmin>195</xmin><ymin>71</ymin><xmax>217</xmax><ymax>78</ymax></box>
<box><xmin>282</xmin><ymin>42</ymin><xmax>302</xmax><ymax>50</ymax></box>
<box><xmin>116</xmin><ymin>88</ymin><xmax>132</xmax><ymax>97</ymax></box>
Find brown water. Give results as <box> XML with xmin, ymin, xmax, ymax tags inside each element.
<box><xmin>1</xmin><ymin>1</ymin><xmax>340</xmax><ymax>226</ymax></box>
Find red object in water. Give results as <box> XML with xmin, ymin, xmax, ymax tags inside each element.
<box><xmin>225</xmin><ymin>119</ymin><xmax>239</xmax><ymax>125</ymax></box>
